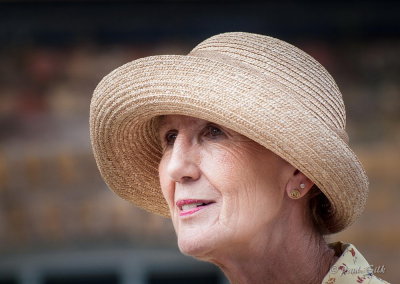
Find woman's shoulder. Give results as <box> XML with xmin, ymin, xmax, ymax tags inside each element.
<box><xmin>322</xmin><ymin>242</ymin><xmax>390</xmax><ymax>284</ymax></box>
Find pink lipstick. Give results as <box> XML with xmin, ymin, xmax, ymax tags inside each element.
<box><xmin>176</xmin><ymin>199</ymin><xmax>214</xmax><ymax>216</ymax></box>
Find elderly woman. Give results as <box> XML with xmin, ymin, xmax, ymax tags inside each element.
<box><xmin>90</xmin><ymin>32</ymin><xmax>389</xmax><ymax>283</ymax></box>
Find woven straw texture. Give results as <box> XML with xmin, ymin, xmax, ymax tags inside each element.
<box><xmin>90</xmin><ymin>32</ymin><xmax>368</xmax><ymax>234</ymax></box>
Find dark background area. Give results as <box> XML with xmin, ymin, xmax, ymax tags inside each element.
<box><xmin>0</xmin><ymin>1</ymin><xmax>399</xmax><ymax>283</ymax></box>
<box><xmin>1</xmin><ymin>1</ymin><xmax>399</xmax><ymax>45</ymax></box>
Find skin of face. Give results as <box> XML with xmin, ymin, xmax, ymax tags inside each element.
<box><xmin>158</xmin><ymin>115</ymin><xmax>304</xmax><ymax>260</ymax></box>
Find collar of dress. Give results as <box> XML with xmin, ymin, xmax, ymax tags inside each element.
<box><xmin>322</xmin><ymin>242</ymin><xmax>389</xmax><ymax>284</ymax></box>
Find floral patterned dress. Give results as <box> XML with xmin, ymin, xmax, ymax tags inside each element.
<box><xmin>322</xmin><ymin>242</ymin><xmax>389</xmax><ymax>284</ymax></box>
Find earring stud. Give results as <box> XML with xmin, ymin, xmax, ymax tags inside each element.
<box><xmin>289</xmin><ymin>189</ymin><xmax>301</xmax><ymax>199</ymax></box>
<box><xmin>300</xmin><ymin>183</ymin><xmax>305</xmax><ymax>189</ymax></box>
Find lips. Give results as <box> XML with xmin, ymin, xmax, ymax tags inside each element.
<box><xmin>176</xmin><ymin>199</ymin><xmax>215</xmax><ymax>216</ymax></box>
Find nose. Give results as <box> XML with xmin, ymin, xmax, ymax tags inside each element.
<box><xmin>165</xmin><ymin>135</ymin><xmax>201</xmax><ymax>183</ymax></box>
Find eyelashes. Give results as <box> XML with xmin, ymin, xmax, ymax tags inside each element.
<box><xmin>164</xmin><ymin>131</ymin><xmax>178</xmax><ymax>145</ymax></box>
<box><xmin>162</xmin><ymin>124</ymin><xmax>226</xmax><ymax>146</ymax></box>
<box><xmin>205</xmin><ymin>124</ymin><xmax>224</xmax><ymax>138</ymax></box>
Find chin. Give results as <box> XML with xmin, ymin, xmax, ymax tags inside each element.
<box><xmin>177</xmin><ymin>230</ymin><xmax>219</xmax><ymax>260</ymax></box>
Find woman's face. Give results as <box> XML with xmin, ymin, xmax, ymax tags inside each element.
<box><xmin>158</xmin><ymin>115</ymin><xmax>294</xmax><ymax>258</ymax></box>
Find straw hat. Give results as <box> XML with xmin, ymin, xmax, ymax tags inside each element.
<box><xmin>90</xmin><ymin>32</ymin><xmax>368</xmax><ymax>233</ymax></box>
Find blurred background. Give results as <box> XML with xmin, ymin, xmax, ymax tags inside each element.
<box><xmin>0</xmin><ymin>1</ymin><xmax>399</xmax><ymax>283</ymax></box>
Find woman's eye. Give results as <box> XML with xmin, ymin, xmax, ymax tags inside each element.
<box><xmin>204</xmin><ymin>125</ymin><xmax>225</xmax><ymax>138</ymax></box>
<box><xmin>164</xmin><ymin>131</ymin><xmax>177</xmax><ymax>145</ymax></box>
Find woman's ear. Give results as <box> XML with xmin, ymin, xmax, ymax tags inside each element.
<box><xmin>285</xmin><ymin>169</ymin><xmax>314</xmax><ymax>199</ymax></box>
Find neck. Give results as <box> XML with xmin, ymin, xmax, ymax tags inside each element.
<box><xmin>204</xmin><ymin>212</ymin><xmax>337</xmax><ymax>284</ymax></box>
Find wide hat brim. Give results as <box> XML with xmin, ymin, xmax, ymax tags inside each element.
<box><xmin>90</xmin><ymin>52</ymin><xmax>368</xmax><ymax>234</ymax></box>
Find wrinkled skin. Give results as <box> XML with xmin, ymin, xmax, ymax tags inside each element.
<box><xmin>158</xmin><ymin>115</ymin><xmax>336</xmax><ymax>284</ymax></box>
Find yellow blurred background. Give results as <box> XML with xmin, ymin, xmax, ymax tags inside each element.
<box><xmin>0</xmin><ymin>1</ymin><xmax>399</xmax><ymax>283</ymax></box>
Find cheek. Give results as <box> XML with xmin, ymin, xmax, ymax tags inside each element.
<box><xmin>203</xmin><ymin>143</ymin><xmax>285</xmax><ymax>224</ymax></box>
<box><xmin>204</xmin><ymin>144</ymin><xmax>263</xmax><ymax>194</ymax></box>
<box><xmin>202</xmin><ymin>146</ymin><xmax>258</xmax><ymax>213</ymax></box>
<box><xmin>158</xmin><ymin>158</ymin><xmax>175</xmax><ymax>210</ymax></box>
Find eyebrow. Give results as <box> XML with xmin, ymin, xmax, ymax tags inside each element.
<box><xmin>157</xmin><ymin>116</ymin><xmax>215</xmax><ymax>136</ymax></box>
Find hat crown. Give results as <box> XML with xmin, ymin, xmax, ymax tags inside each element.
<box><xmin>190</xmin><ymin>32</ymin><xmax>347</xmax><ymax>140</ymax></box>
